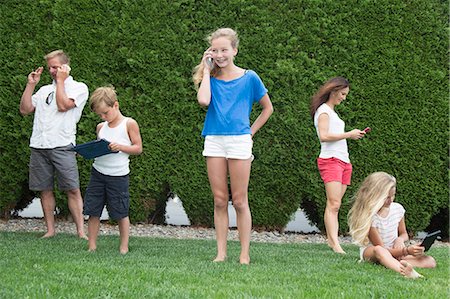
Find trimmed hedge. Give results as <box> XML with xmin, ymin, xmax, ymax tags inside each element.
<box><xmin>0</xmin><ymin>0</ymin><xmax>447</xmax><ymax>235</ymax></box>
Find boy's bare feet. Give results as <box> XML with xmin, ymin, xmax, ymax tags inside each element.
<box><xmin>400</xmin><ymin>260</ymin><xmax>423</xmax><ymax>279</ymax></box>
<box><xmin>120</xmin><ymin>246</ymin><xmax>129</xmax><ymax>255</ymax></box>
<box><xmin>78</xmin><ymin>233</ymin><xmax>88</xmax><ymax>240</ymax></box>
<box><xmin>88</xmin><ymin>247</ymin><xmax>96</xmax><ymax>252</ymax></box>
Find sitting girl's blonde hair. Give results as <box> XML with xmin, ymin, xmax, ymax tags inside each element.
<box><xmin>348</xmin><ymin>172</ymin><xmax>397</xmax><ymax>246</ymax></box>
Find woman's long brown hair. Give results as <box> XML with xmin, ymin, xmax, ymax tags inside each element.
<box><xmin>310</xmin><ymin>77</ymin><xmax>350</xmax><ymax>118</ymax></box>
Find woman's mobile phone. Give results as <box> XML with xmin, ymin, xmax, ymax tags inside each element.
<box><xmin>206</xmin><ymin>57</ymin><xmax>214</xmax><ymax>69</ymax></box>
<box><xmin>363</xmin><ymin>127</ymin><xmax>371</xmax><ymax>133</ymax></box>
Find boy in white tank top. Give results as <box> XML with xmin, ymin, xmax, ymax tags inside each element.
<box><xmin>83</xmin><ymin>86</ymin><xmax>142</xmax><ymax>254</ymax></box>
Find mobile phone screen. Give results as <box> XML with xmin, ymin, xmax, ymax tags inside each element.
<box><xmin>420</xmin><ymin>230</ymin><xmax>441</xmax><ymax>251</ymax></box>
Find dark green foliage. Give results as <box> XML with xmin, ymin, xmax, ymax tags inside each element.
<box><xmin>0</xmin><ymin>0</ymin><xmax>447</xmax><ymax>233</ymax></box>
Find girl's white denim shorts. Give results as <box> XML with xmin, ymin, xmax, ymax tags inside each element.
<box><xmin>359</xmin><ymin>247</ymin><xmax>367</xmax><ymax>262</ymax></box>
<box><xmin>203</xmin><ymin>134</ymin><xmax>253</xmax><ymax>160</ymax></box>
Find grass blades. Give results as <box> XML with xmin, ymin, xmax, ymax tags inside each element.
<box><xmin>0</xmin><ymin>232</ymin><xmax>448</xmax><ymax>298</ymax></box>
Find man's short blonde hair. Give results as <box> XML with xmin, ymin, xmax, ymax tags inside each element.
<box><xmin>90</xmin><ymin>86</ymin><xmax>118</xmax><ymax>111</ymax></box>
<box><xmin>44</xmin><ymin>50</ymin><xmax>70</xmax><ymax>64</ymax></box>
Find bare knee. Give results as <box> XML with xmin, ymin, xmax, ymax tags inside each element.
<box><xmin>214</xmin><ymin>193</ymin><xmax>228</xmax><ymax>210</ymax></box>
<box><xmin>40</xmin><ymin>190</ymin><xmax>54</xmax><ymax>201</ymax></box>
<box><xmin>326</xmin><ymin>199</ymin><xmax>341</xmax><ymax>213</ymax></box>
<box><xmin>66</xmin><ymin>189</ymin><xmax>81</xmax><ymax>199</ymax></box>
<box><xmin>373</xmin><ymin>245</ymin><xmax>389</xmax><ymax>260</ymax></box>
<box><xmin>231</xmin><ymin>193</ymin><xmax>248</xmax><ymax>212</ymax></box>
<box><xmin>118</xmin><ymin>217</ymin><xmax>130</xmax><ymax>227</ymax></box>
<box><xmin>232</xmin><ymin>200</ymin><xmax>248</xmax><ymax>212</ymax></box>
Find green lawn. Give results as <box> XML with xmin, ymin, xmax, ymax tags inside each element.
<box><xmin>0</xmin><ymin>232</ymin><xmax>448</xmax><ymax>298</ymax></box>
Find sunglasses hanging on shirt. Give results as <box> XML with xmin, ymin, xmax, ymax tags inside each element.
<box><xmin>46</xmin><ymin>91</ymin><xmax>54</xmax><ymax>105</ymax></box>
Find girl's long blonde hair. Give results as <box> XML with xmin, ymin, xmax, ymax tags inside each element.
<box><xmin>348</xmin><ymin>172</ymin><xmax>397</xmax><ymax>246</ymax></box>
<box><xmin>192</xmin><ymin>28</ymin><xmax>239</xmax><ymax>88</ymax></box>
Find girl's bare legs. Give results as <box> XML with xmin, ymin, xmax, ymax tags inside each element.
<box><xmin>364</xmin><ymin>246</ymin><xmax>423</xmax><ymax>278</ymax></box>
<box><xmin>324</xmin><ymin>182</ymin><xmax>347</xmax><ymax>253</ymax></box>
<box><xmin>207</xmin><ymin>157</ymin><xmax>229</xmax><ymax>262</ymax></box>
<box><xmin>88</xmin><ymin>216</ymin><xmax>100</xmax><ymax>251</ymax></box>
<box><xmin>402</xmin><ymin>254</ymin><xmax>436</xmax><ymax>268</ymax></box>
<box><xmin>118</xmin><ymin>216</ymin><xmax>130</xmax><ymax>254</ymax></box>
<box><xmin>229</xmin><ymin>158</ymin><xmax>252</xmax><ymax>265</ymax></box>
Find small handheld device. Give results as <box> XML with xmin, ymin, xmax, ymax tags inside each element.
<box><xmin>72</xmin><ymin>139</ymin><xmax>117</xmax><ymax>159</ymax></box>
<box><xmin>206</xmin><ymin>57</ymin><xmax>214</xmax><ymax>69</ymax></box>
<box><xmin>61</xmin><ymin>64</ymin><xmax>71</xmax><ymax>72</ymax></box>
<box><xmin>363</xmin><ymin>127</ymin><xmax>371</xmax><ymax>133</ymax></box>
<box><xmin>420</xmin><ymin>230</ymin><xmax>441</xmax><ymax>252</ymax></box>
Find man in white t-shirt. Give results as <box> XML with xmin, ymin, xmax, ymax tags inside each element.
<box><xmin>19</xmin><ymin>50</ymin><xmax>88</xmax><ymax>239</ymax></box>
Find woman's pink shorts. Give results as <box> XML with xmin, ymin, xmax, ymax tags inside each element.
<box><xmin>317</xmin><ymin>157</ymin><xmax>352</xmax><ymax>185</ymax></box>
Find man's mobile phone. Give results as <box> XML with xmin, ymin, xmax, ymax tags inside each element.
<box><xmin>420</xmin><ymin>230</ymin><xmax>441</xmax><ymax>252</ymax></box>
<box><xmin>363</xmin><ymin>127</ymin><xmax>371</xmax><ymax>133</ymax></box>
<box><xmin>61</xmin><ymin>64</ymin><xmax>71</xmax><ymax>72</ymax></box>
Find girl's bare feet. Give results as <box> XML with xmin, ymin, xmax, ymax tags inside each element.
<box><xmin>213</xmin><ymin>255</ymin><xmax>227</xmax><ymax>262</ymax></box>
<box><xmin>328</xmin><ymin>242</ymin><xmax>346</xmax><ymax>254</ymax></box>
<box><xmin>239</xmin><ymin>255</ymin><xmax>250</xmax><ymax>265</ymax></box>
<box><xmin>41</xmin><ymin>232</ymin><xmax>55</xmax><ymax>238</ymax></box>
<box><xmin>400</xmin><ymin>260</ymin><xmax>423</xmax><ymax>279</ymax></box>
<box><xmin>120</xmin><ymin>246</ymin><xmax>129</xmax><ymax>255</ymax></box>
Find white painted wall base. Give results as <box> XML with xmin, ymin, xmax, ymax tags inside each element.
<box><xmin>18</xmin><ymin>197</ymin><xmax>319</xmax><ymax>233</ymax></box>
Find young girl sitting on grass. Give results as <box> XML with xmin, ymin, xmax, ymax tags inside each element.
<box><xmin>348</xmin><ymin>172</ymin><xmax>436</xmax><ymax>278</ymax></box>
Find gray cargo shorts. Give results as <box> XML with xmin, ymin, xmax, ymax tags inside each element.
<box><xmin>29</xmin><ymin>145</ymin><xmax>80</xmax><ymax>191</ymax></box>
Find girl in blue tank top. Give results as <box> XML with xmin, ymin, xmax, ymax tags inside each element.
<box><xmin>193</xmin><ymin>28</ymin><xmax>273</xmax><ymax>264</ymax></box>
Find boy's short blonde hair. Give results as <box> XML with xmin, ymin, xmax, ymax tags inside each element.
<box><xmin>90</xmin><ymin>86</ymin><xmax>118</xmax><ymax>111</ymax></box>
<box><xmin>44</xmin><ymin>50</ymin><xmax>70</xmax><ymax>64</ymax></box>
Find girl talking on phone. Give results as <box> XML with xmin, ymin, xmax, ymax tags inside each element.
<box><xmin>348</xmin><ymin>172</ymin><xmax>436</xmax><ymax>278</ymax></box>
<box><xmin>193</xmin><ymin>28</ymin><xmax>273</xmax><ymax>264</ymax></box>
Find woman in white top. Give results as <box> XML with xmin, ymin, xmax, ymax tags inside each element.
<box><xmin>348</xmin><ymin>172</ymin><xmax>436</xmax><ymax>278</ymax></box>
<box><xmin>310</xmin><ymin>77</ymin><xmax>365</xmax><ymax>254</ymax></box>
